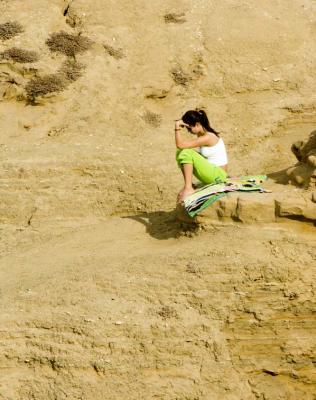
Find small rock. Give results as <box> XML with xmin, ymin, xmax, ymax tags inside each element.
<box><xmin>303</xmin><ymin>203</ymin><xmax>316</xmax><ymax>220</ymax></box>
<box><xmin>275</xmin><ymin>198</ymin><xmax>306</xmax><ymax>217</ymax></box>
<box><xmin>186</xmin><ymin>261</ymin><xmax>200</xmax><ymax>274</ymax></box>
<box><xmin>84</xmin><ymin>318</ymin><xmax>95</xmax><ymax>323</ymax></box>
<box><xmin>307</xmin><ymin>154</ymin><xmax>316</xmax><ymax>167</ymax></box>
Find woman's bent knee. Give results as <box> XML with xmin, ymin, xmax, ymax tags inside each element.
<box><xmin>175</xmin><ymin>148</ymin><xmax>195</xmax><ymax>164</ymax></box>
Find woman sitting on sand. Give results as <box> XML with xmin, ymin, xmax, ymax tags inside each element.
<box><xmin>175</xmin><ymin>109</ymin><xmax>228</xmax><ymax>203</ymax></box>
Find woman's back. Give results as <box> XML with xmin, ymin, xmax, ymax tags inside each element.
<box><xmin>199</xmin><ymin>135</ymin><xmax>228</xmax><ymax>167</ymax></box>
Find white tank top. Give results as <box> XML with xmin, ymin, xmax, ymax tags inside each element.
<box><xmin>199</xmin><ymin>137</ymin><xmax>228</xmax><ymax>167</ymax></box>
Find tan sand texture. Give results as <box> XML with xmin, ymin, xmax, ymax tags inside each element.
<box><xmin>0</xmin><ymin>0</ymin><xmax>316</xmax><ymax>398</ymax></box>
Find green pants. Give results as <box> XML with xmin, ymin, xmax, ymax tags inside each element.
<box><xmin>176</xmin><ymin>149</ymin><xmax>227</xmax><ymax>184</ymax></box>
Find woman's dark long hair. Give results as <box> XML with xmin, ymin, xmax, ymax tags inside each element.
<box><xmin>182</xmin><ymin>109</ymin><xmax>219</xmax><ymax>136</ymax></box>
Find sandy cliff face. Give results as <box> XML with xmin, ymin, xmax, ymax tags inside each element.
<box><xmin>0</xmin><ymin>0</ymin><xmax>316</xmax><ymax>222</ymax></box>
<box><xmin>0</xmin><ymin>1</ymin><xmax>316</xmax><ymax>399</ymax></box>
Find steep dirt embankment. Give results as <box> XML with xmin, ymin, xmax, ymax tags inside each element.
<box><xmin>0</xmin><ymin>1</ymin><xmax>316</xmax><ymax>399</ymax></box>
<box><xmin>0</xmin><ymin>0</ymin><xmax>316</xmax><ymax>223</ymax></box>
<box><xmin>0</xmin><ymin>219</ymin><xmax>315</xmax><ymax>399</ymax></box>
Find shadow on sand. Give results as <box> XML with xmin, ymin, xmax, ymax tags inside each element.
<box><xmin>267</xmin><ymin>168</ymin><xmax>291</xmax><ymax>185</ymax></box>
<box><xmin>123</xmin><ymin>209</ymin><xmax>196</xmax><ymax>240</ymax></box>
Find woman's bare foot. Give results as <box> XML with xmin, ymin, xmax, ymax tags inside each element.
<box><xmin>177</xmin><ymin>187</ymin><xmax>195</xmax><ymax>203</ymax></box>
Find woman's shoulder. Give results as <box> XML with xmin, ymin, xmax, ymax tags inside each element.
<box><xmin>206</xmin><ymin>132</ymin><xmax>222</xmax><ymax>146</ymax></box>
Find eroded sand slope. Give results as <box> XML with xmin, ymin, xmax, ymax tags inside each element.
<box><xmin>0</xmin><ymin>0</ymin><xmax>316</xmax><ymax>399</ymax></box>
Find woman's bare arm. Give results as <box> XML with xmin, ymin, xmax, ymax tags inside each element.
<box><xmin>174</xmin><ymin>119</ymin><xmax>212</xmax><ymax>149</ymax></box>
<box><xmin>175</xmin><ymin>131</ymin><xmax>212</xmax><ymax>149</ymax></box>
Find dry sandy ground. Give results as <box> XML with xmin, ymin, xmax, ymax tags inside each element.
<box><xmin>0</xmin><ymin>218</ymin><xmax>315</xmax><ymax>399</ymax></box>
<box><xmin>0</xmin><ymin>0</ymin><xmax>316</xmax><ymax>398</ymax></box>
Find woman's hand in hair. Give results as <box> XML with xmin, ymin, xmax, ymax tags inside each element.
<box><xmin>175</xmin><ymin>119</ymin><xmax>189</xmax><ymax>130</ymax></box>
